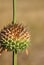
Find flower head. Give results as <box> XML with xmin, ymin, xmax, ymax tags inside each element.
<box><xmin>0</xmin><ymin>23</ymin><xmax>30</xmax><ymax>54</ymax></box>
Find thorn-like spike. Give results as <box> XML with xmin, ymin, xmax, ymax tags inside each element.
<box><xmin>0</xmin><ymin>53</ymin><xmax>1</xmax><ymax>56</ymax></box>
<box><xmin>26</xmin><ymin>49</ymin><xmax>29</xmax><ymax>56</ymax></box>
<box><xmin>5</xmin><ymin>49</ymin><xmax>7</xmax><ymax>52</ymax></box>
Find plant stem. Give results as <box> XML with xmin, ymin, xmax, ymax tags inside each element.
<box><xmin>13</xmin><ymin>0</ymin><xmax>17</xmax><ymax>65</ymax></box>
<box><xmin>13</xmin><ymin>0</ymin><xmax>16</xmax><ymax>24</ymax></box>
<box><xmin>13</xmin><ymin>51</ymin><xmax>17</xmax><ymax>65</ymax></box>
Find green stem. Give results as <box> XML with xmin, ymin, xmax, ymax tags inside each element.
<box><xmin>13</xmin><ymin>0</ymin><xmax>16</xmax><ymax>24</ymax></box>
<box><xmin>13</xmin><ymin>0</ymin><xmax>17</xmax><ymax>65</ymax></box>
<box><xmin>13</xmin><ymin>51</ymin><xmax>17</xmax><ymax>65</ymax></box>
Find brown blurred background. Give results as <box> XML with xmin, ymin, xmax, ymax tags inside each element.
<box><xmin>0</xmin><ymin>0</ymin><xmax>44</xmax><ymax>65</ymax></box>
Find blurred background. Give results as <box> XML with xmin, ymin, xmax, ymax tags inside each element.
<box><xmin>0</xmin><ymin>0</ymin><xmax>44</xmax><ymax>65</ymax></box>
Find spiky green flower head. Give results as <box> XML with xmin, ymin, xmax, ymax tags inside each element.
<box><xmin>0</xmin><ymin>23</ymin><xmax>30</xmax><ymax>53</ymax></box>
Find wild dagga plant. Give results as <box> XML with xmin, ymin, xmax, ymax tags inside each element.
<box><xmin>0</xmin><ymin>0</ymin><xmax>30</xmax><ymax>65</ymax></box>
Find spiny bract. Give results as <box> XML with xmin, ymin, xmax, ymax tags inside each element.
<box><xmin>0</xmin><ymin>23</ymin><xmax>30</xmax><ymax>53</ymax></box>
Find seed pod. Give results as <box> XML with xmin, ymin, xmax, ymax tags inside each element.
<box><xmin>0</xmin><ymin>23</ymin><xmax>30</xmax><ymax>53</ymax></box>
